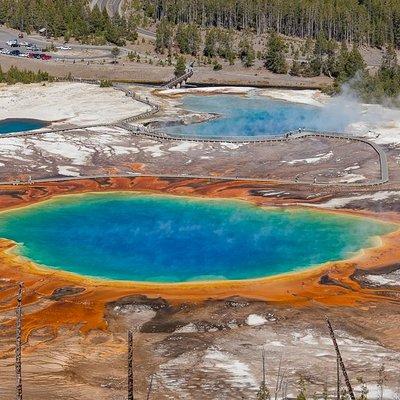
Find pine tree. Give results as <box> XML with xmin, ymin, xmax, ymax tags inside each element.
<box><xmin>239</xmin><ymin>36</ymin><xmax>255</xmax><ymax>67</ymax></box>
<box><xmin>156</xmin><ymin>19</ymin><xmax>173</xmax><ymax>53</ymax></box>
<box><xmin>111</xmin><ymin>46</ymin><xmax>120</xmax><ymax>60</ymax></box>
<box><xmin>307</xmin><ymin>55</ymin><xmax>323</xmax><ymax>76</ymax></box>
<box><xmin>216</xmin><ymin>29</ymin><xmax>236</xmax><ymax>62</ymax></box>
<box><xmin>2</xmin><ymin>0</ymin><xmax>400</xmax><ymax>48</ymax></box>
<box><xmin>257</xmin><ymin>381</ymin><xmax>271</xmax><ymax>400</ymax></box>
<box><xmin>314</xmin><ymin>32</ymin><xmax>328</xmax><ymax>56</ymax></box>
<box><xmin>377</xmin><ymin>364</ymin><xmax>386</xmax><ymax>400</ymax></box>
<box><xmin>176</xmin><ymin>24</ymin><xmax>201</xmax><ymax>55</ymax></box>
<box><xmin>0</xmin><ymin>65</ymin><xmax>5</xmax><ymax>83</ymax></box>
<box><xmin>290</xmin><ymin>60</ymin><xmax>302</xmax><ymax>76</ymax></box>
<box><xmin>174</xmin><ymin>55</ymin><xmax>186</xmax><ymax>77</ymax></box>
<box><xmin>346</xmin><ymin>45</ymin><xmax>365</xmax><ymax>78</ymax></box>
<box><xmin>296</xmin><ymin>377</ymin><xmax>308</xmax><ymax>400</ymax></box>
<box><xmin>340</xmin><ymin>388</ymin><xmax>350</xmax><ymax>400</ymax></box>
<box><xmin>204</xmin><ymin>28</ymin><xmax>219</xmax><ymax>58</ymax></box>
<box><xmin>264</xmin><ymin>32</ymin><xmax>288</xmax><ymax>74</ymax></box>
<box><xmin>356</xmin><ymin>378</ymin><xmax>369</xmax><ymax>400</ymax></box>
<box><xmin>381</xmin><ymin>45</ymin><xmax>398</xmax><ymax>70</ymax></box>
<box><xmin>322</xmin><ymin>382</ymin><xmax>329</xmax><ymax>400</ymax></box>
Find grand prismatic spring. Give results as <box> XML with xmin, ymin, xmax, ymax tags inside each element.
<box><xmin>0</xmin><ymin>192</ymin><xmax>395</xmax><ymax>283</ymax></box>
<box><xmin>0</xmin><ymin>6</ymin><xmax>400</xmax><ymax>396</ymax></box>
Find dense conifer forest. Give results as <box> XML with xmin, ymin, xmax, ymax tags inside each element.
<box><xmin>0</xmin><ymin>0</ymin><xmax>399</xmax><ymax>103</ymax></box>
<box><xmin>145</xmin><ymin>0</ymin><xmax>400</xmax><ymax>48</ymax></box>
<box><xmin>0</xmin><ymin>0</ymin><xmax>135</xmax><ymax>45</ymax></box>
<box><xmin>1</xmin><ymin>0</ymin><xmax>399</xmax><ymax>48</ymax></box>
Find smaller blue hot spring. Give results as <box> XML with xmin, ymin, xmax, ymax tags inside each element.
<box><xmin>0</xmin><ymin>118</ymin><xmax>48</xmax><ymax>134</ymax></box>
<box><xmin>165</xmin><ymin>95</ymin><xmax>352</xmax><ymax>137</ymax></box>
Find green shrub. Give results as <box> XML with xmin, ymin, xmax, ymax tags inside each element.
<box><xmin>100</xmin><ymin>80</ymin><xmax>113</xmax><ymax>88</ymax></box>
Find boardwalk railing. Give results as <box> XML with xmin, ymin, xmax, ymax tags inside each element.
<box><xmin>0</xmin><ymin>77</ymin><xmax>160</xmax><ymax>139</ymax></box>
<box><xmin>161</xmin><ymin>69</ymin><xmax>194</xmax><ymax>89</ymax></box>
<box><xmin>0</xmin><ymin>78</ymin><xmax>389</xmax><ymax>187</ymax></box>
<box><xmin>119</xmin><ymin>127</ymin><xmax>389</xmax><ymax>186</ymax></box>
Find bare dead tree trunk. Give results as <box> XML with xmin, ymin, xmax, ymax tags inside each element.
<box><xmin>274</xmin><ymin>354</ymin><xmax>286</xmax><ymax>400</ymax></box>
<box><xmin>15</xmin><ymin>282</ymin><xmax>23</xmax><ymax>400</ymax></box>
<box><xmin>282</xmin><ymin>380</ymin><xmax>288</xmax><ymax>400</ymax></box>
<box><xmin>262</xmin><ymin>348</ymin><xmax>266</xmax><ymax>385</ymax></box>
<box><xmin>326</xmin><ymin>317</ymin><xmax>355</xmax><ymax>400</ymax></box>
<box><xmin>128</xmin><ymin>330</ymin><xmax>134</xmax><ymax>400</ymax></box>
<box><xmin>336</xmin><ymin>355</ymin><xmax>340</xmax><ymax>400</ymax></box>
<box><xmin>146</xmin><ymin>374</ymin><xmax>154</xmax><ymax>400</ymax></box>
<box><xmin>257</xmin><ymin>348</ymin><xmax>271</xmax><ymax>400</ymax></box>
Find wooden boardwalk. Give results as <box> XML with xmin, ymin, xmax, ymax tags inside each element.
<box><xmin>0</xmin><ymin>79</ymin><xmax>389</xmax><ymax>187</ymax></box>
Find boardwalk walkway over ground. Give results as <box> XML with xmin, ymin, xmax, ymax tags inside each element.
<box><xmin>161</xmin><ymin>68</ymin><xmax>194</xmax><ymax>89</ymax></box>
<box><xmin>0</xmin><ymin>79</ymin><xmax>389</xmax><ymax>188</ymax></box>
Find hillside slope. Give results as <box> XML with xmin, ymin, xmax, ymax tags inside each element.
<box><xmin>90</xmin><ymin>0</ymin><xmax>127</xmax><ymax>16</ymax></box>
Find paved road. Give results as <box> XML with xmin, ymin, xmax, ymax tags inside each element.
<box><xmin>90</xmin><ymin>0</ymin><xmax>157</xmax><ymax>39</ymax></box>
<box><xmin>91</xmin><ymin>0</ymin><xmax>127</xmax><ymax>16</ymax></box>
<box><xmin>0</xmin><ymin>23</ymin><xmax>156</xmax><ymax>63</ymax></box>
<box><xmin>136</xmin><ymin>28</ymin><xmax>156</xmax><ymax>40</ymax></box>
<box><xmin>0</xmin><ymin>27</ymin><xmax>117</xmax><ymax>60</ymax></box>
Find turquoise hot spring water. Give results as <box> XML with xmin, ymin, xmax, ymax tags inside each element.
<box><xmin>164</xmin><ymin>94</ymin><xmax>351</xmax><ymax>137</ymax></box>
<box><xmin>0</xmin><ymin>118</ymin><xmax>48</xmax><ymax>134</ymax></box>
<box><xmin>0</xmin><ymin>193</ymin><xmax>395</xmax><ymax>283</ymax></box>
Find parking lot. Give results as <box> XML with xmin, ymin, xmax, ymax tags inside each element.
<box><xmin>0</xmin><ymin>27</ymin><xmax>117</xmax><ymax>63</ymax></box>
<box><xmin>0</xmin><ymin>33</ymin><xmax>56</xmax><ymax>61</ymax></box>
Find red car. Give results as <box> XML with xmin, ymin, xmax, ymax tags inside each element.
<box><xmin>40</xmin><ymin>53</ymin><xmax>52</xmax><ymax>60</ymax></box>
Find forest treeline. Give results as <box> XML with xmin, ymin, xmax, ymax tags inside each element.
<box><xmin>0</xmin><ymin>0</ymin><xmax>136</xmax><ymax>45</ymax></box>
<box><xmin>261</xmin><ymin>32</ymin><xmax>400</xmax><ymax>104</ymax></box>
<box><xmin>1</xmin><ymin>0</ymin><xmax>400</xmax><ymax>49</ymax></box>
<box><xmin>0</xmin><ymin>0</ymin><xmax>399</xmax><ymax>103</ymax></box>
<box><xmin>143</xmin><ymin>0</ymin><xmax>400</xmax><ymax>48</ymax></box>
<box><xmin>0</xmin><ymin>65</ymin><xmax>52</xmax><ymax>84</ymax></box>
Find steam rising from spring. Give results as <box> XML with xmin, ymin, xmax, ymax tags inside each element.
<box><xmin>165</xmin><ymin>88</ymin><xmax>400</xmax><ymax>143</ymax></box>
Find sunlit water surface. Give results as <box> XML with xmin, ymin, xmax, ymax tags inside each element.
<box><xmin>165</xmin><ymin>95</ymin><xmax>353</xmax><ymax>137</ymax></box>
<box><xmin>0</xmin><ymin>193</ymin><xmax>394</xmax><ymax>282</ymax></box>
<box><xmin>0</xmin><ymin>118</ymin><xmax>48</xmax><ymax>134</ymax></box>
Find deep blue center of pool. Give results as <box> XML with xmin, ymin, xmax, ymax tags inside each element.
<box><xmin>0</xmin><ymin>193</ymin><xmax>394</xmax><ymax>282</ymax></box>
<box><xmin>165</xmin><ymin>95</ymin><xmax>351</xmax><ymax>137</ymax></box>
<box><xmin>0</xmin><ymin>118</ymin><xmax>48</xmax><ymax>134</ymax></box>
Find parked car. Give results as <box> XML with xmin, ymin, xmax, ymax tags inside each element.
<box><xmin>28</xmin><ymin>52</ymin><xmax>41</xmax><ymax>59</ymax></box>
<box><xmin>0</xmin><ymin>48</ymin><xmax>10</xmax><ymax>54</ymax></box>
<box><xmin>19</xmin><ymin>41</ymin><xmax>29</xmax><ymax>46</ymax></box>
<box><xmin>19</xmin><ymin>53</ymin><xmax>28</xmax><ymax>57</ymax></box>
<box><xmin>56</xmin><ymin>45</ymin><xmax>72</xmax><ymax>50</ymax></box>
<box><xmin>6</xmin><ymin>39</ymin><xmax>17</xmax><ymax>46</ymax></box>
<box><xmin>10</xmin><ymin>49</ymin><xmax>21</xmax><ymax>56</ymax></box>
<box><xmin>40</xmin><ymin>53</ymin><xmax>52</xmax><ymax>60</ymax></box>
<box><xmin>27</xmin><ymin>44</ymin><xmax>40</xmax><ymax>51</ymax></box>
<box><xmin>10</xmin><ymin>42</ymin><xmax>20</xmax><ymax>48</ymax></box>
<box><xmin>18</xmin><ymin>33</ymin><xmax>24</xmax><ymax>38</ymax></box>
